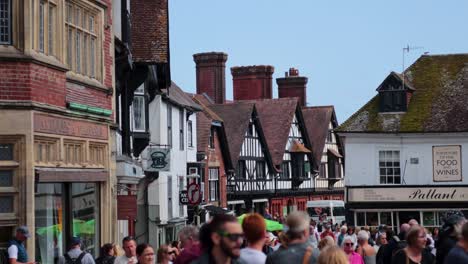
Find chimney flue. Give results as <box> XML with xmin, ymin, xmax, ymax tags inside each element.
<box><xmin>193</xmin><ymin>52</ymin><xmax>228</xmax><ymax>104</ymax></box>
<box><xmin>277</xmin><ymin>68</ymin><xmax>308</xmax><ymax>107</ymax></box>
<box><xmin>231</xmin><ymin>65</ymin><xmax>274</xmax><ymax>101</ymax></box>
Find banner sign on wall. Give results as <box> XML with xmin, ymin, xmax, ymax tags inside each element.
<box><xmin>433</xmin><ymin>145</ymin><xmax>462</xmax><ymax>182</ymax></box>
<box><xmin>146</xmin><ymin>147</ymin><xmax>170</xmax><ymax>172</ymax></box>
<box><xmin>348</xmin><ymin>187</ymin><xmax>468</xmax><ymax>203</ymax></box>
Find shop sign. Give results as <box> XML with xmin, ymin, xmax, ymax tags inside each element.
<box><xmin>348</xmin><ymin>187</ymin><xmax>468</xmax><ymax>202</ymax></box>
<box><xmin>179</xmin><ymin>191</ymin><xmax>189</xmax><ymax>205</ymax></box>
<box><xmin>146</xmin><ymin>147</ymin><xmax>170</xmax><ymax>171</ymax></box>
<box><xmin>433</xmin><ymin>145</ymin><xmax>462</xmax><ymax>182</ymax></box>
<box><xmin>187</xmin><ymin>183</ymin><xmax>202</xmax><ymax>205</ymax></box>
<box><xmin>34</xmin><ymin>113</ymin><xmax>108</xmax><ymax>140</ymax></box>
<box><xmin>117</xmin><ymin>195</ymin><xmax>137</xmax><ymax>220</ymax></box>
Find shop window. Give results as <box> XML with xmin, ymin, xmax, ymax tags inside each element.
<box><xmin>0</xmin><ymin>170</ymin><xmax>13</xmax><ymax>187</ymax></box>
<box><xmin>0</xmin><ymin>0</ymin><xmax>11</xmax><ymax>45</ymax></box>
<box><xmin>0</xmin><ymin>196</ymin><xmax>13</xmax><ymax>213</ymax></box>
<box><xmin>89</xmin><ymin>143</ymin><xmax>106</xmax><ymax>167</ymax></box>
<box><xmin>423</xmin><ymin>212</ymin><xmax>436</xmax><ymax>227</ymax></box>
<box><xmin>366</xmin><ymin>212</ymin><xmax>379</xmax><ymax>227</ymax></box>
<box><xmin>0</xmin><ymin>144</ymin><xmax>13</xmax><ymax>160</ymax></box>
<box><xmin>379</xmin><ymin>150</ymin><xmax>401</xmax><ymax>184</ymax></box>
<box><xmin>380</xmin><ymin>212</ymin><xmax>392</xmax><ymax>226</ymax></box>
<box><xmin>35</xmin><ymin>137</ymin><xmax>59</xmax><ymax>165</ymax></box>
<box><xmin>35</xmin><ymin>182</ymin><xmax>99</xmax><ymax>262</ymax></box>
<box><xmin>208</xmin><ymin>168</ymin><xmax>219</xmax><ymax>201</ymax></box>
<box><xmin>357</xmin><ymin>212</ymin><xmax>365</xmax><ymax>226</ymax></box>
<box><xmin>65</xmin><ymin>1</ymin><xmax>101</xmax><ymax>79</ymax></box>
<box><xmin>64</xmin><ymin>140</ymin><xmax>85</xmax><ymax>166</ymax></box>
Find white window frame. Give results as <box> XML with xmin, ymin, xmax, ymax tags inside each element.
<box><xmin>208</xmin><ymin>168</ymin><xmax>219</xmax><ymax>202</ymax></box>
<box><xmin>188</xmin><ymin>120</ymin><xmax>193</xmax><ymax>148</ymax></box>
<box><xmin>132</xmin><ymin>84</ymin><xmax>146</xmax><ymax>132</ymax></box>
<box><xmin>179</xmin><ymin>109</ymin><xmax>184</xmax><ymax>151</ymax></box>
<box><xmin>378</xmin><ymin>150</ymin><xmax>401</xmax><ymax>184</ymax></box>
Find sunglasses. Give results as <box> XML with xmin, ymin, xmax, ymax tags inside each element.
<box><xmin>217</xmin><ymin>231</ymin><xmax>244</xmax><ymax>242</ymax></box>
<box><xmin>344</xmin><ymin>243</ymin><xmax>354</xmax><ymax>246</ymax></box>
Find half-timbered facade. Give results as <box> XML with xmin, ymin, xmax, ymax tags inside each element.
<box><xmin>303</xmin><ymin>106</ymin><xmax>345</xmax><ymax>201</ymax></box>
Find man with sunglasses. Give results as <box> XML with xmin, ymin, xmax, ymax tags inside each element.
<box><xmin>115</xmin><ymin>236</ymin><xmax>138</xmax><ymax>264</ymax></box>
<box><xmin>266</xmin><ymin>211</ymin><xmax>319</xmax><ymax>264</ymax></box>
<box><xmin>192</xmin><ymin>214</ymin><xmax>246</xmax><ymax>264</ymax></box>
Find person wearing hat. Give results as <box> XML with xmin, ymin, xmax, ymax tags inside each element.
<box><xmin>8</xmin><ymin>226</ymin><xmax>34</xmax><ymax>264</ymax></box>
<box><xmin>58</xmin><ymin>237</ymin><xmax>95</xmax><ymax>264</ymax></box>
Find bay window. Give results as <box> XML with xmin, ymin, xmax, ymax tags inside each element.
<box><xmin>0</xmin><ymin>0</ymin><xmax>11</xmax><ymax>45</ymax></box>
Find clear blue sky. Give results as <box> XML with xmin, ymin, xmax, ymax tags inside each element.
<box><xmin>169</xmin><ymin>1</ymin><xmax>468</xmax><ymax>123</ymax></box>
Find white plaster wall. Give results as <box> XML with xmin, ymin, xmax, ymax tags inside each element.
<box><xmin>112</xmin><ymin>0</ymin><xmax>122</xmax><ymax>40</ymax></box>
<box><xmin>343</xmin><ymin>133</ymin><xmax>468</xmax><ymax>186</ymax></box>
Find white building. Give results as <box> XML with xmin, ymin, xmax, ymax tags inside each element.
<box><xmin>139</xmin><ymin>82</ymin><xmax>201</xmax><ymax>247</ymax></box>
<box><xmin>337</xmin><ymin>54</ymin><xmax>468</xmax><ymax>231</ymax></box>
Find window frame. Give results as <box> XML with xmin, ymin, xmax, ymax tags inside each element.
<box><xmin>208</xmin><ymin>168</ymin><xmax>219</xmax><ymax>201</ymax></box>
<box><xmin>187</xmin><ymin>120</ymin><xmax>193</xmax><ymax>148</ymax></box>
<box><xmin>179</xmin><ymin>109</ymin><xmax>184</xmax><ymax>151</ymax></box>
<box><xmin>255</xmin><ymin>161</ymin><xmax>266</xmax><ymax>179</ymax></box>
<box><xmin>132</xmin><ymin>84</ymin><xmax>146</xmax><ymax>132</ymax></box>
<box><xmin>208</xmin><ymin>127</ymin><xmax>215</xmax><ymax>149</ymax></box>
<box><xmin>378</xmin><ymin>150</ymin><xmax>401</xmax><ymax>184</ymax></box>
<box><xmin>65</xmin><ymin>0</ymin><xmax>102</xmax><ymax>80</ymax></box>
<box><xmin>0</xmin><ymin>0</ymin><xmax>12</xmax><ymax>45</ymax></box>
<box><xmin>167</xmin><ymin>104</ymin><xmax>172</xmax><ymax>148</ymax></box>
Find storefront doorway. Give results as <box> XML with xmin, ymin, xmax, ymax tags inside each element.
<box><xmin>398</xmin><ymin>211</ymin><xmax>420</xmax><ymax>225</ymax></box>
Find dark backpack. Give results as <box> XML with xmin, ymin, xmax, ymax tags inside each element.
<box><xmin>0</xmin><ymin>249</ymin><xmax>8</xmax><ymax>264</ymax></box>
<box><xmin>64</xmin><ymin>252</ymin><xmax>87</xmax><ymax>264</ymax></box>
<box><xmin>391</xmin><ymin>236</ymin><xmax>407</xmax><ymax>257</ymax></box>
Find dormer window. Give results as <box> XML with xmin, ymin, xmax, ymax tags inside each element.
<box><xmin>377</xmin><ymin>72</ymin><xmax>414</xmax><ymax>113</ymax></box>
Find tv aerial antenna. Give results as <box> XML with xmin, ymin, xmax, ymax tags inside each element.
<box><xmin>402</xmin><ymin>45</ymin><xmax>424</xmax><ymax>88</ymax></box>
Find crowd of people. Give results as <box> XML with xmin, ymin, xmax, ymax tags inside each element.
<box><xmin>5</xmin><ymin>210</ymin><xmax>468</xmax><ymax>263</ymax></box>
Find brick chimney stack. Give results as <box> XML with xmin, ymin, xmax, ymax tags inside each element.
<box><xmin>231</xmin><ymin>65</ymin><xmax>274</xmax><ymax>101</ymax></box>
<box><xmin>277</xmin><ymin>68</ymin><xmax>308</xmax><ymax>106</ymax></box>
<box><xmin>193</xmin><ymin>52</ymin><xmax>228</xmax><ymax>104</ymax></box>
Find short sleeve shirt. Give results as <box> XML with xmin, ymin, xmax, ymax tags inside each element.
<box><xmin>7</xmin><ymin>244</ymin><xmax>18</xmax><ymax>259</ymax></box>
<box><xmin>239</xmin><ymin>248</ymin><xmax>266</xmax><ymax>264</ymax></box>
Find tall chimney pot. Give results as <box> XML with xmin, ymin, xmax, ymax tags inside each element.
<box><xmin>277</xmin><ymin>68</ymin><xmax>308</xmax><ymax>106</ymax></box>
<box><xmin>193</xmin><ymin>52</ymin><xmax>228</xmax><ymax>104</ymax></box>
<box><xmin>231</xmin><ymin>65</ymin><xmax>274</xmax><ymax>101</ymax></box>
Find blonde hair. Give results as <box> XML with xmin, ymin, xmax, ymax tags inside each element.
<box><xmin>318</xmin><ymin>246</ymin><xmax>348</xmax><ymax>264</ymax></box>
<box><xmin>318</xmin><ymin>235</ymin><xmax>335</xmax><ymax>250</ymax></box>
<box><xmin>113</xmin><ymin>244</ymin><xmax>124</xmax><ymax>256</ymax></box>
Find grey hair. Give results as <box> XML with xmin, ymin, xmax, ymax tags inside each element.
<box><xmin>285</xmin><ymin>211</ymin><xmax>310</xmax><ymax>239</ymax></box>
<box><xmin>178</xmin><ymin>225</ymin><xmax>200</xmax><ymax>241</ymax></box>
<box><xmin>357</xmin><ymin>230</ymin><xmax>369</xmax><ymax>241</ymax></box>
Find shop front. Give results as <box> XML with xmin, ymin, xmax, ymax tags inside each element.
<box><xmin>346</xmin><ymin>186</ymin><xmax>468</xmax><ymax>232</ymax></box>
<box><xmin>0</xmin><ymin>111</ymin><xmax>114</xmax><ymax>261</ymax></box>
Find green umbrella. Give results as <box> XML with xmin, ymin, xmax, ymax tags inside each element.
<box><xmin>237</xmin><ymin>214</ymin><xmax>283</xmax><ymax>231</ymax></box>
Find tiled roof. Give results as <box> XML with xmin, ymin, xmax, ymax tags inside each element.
<box><xmin>208</xmin><ymin>102</ymin><xmax>256</xmax><ymax>167</ymax></box>
<box><xmin>163</xmin><ymin>82</ymin><xmax>202</xmax><ymax>111</ymax></box>
<box><xmin>337</xmin><ymin>54</ymin><xmax>468</xmax><ymax>133</ymax></box>
<box><xmin>252</xmin><ymin>98</ymin><xmax>300</xmax><ymax>167</ymax></box>
<box><xmin>130</xmin><ymin>0</ymin><xmax>169</xmax><ymax>63</ymax></box>
<box><xmin>302</xmin><ymin>106</ymin><xmax>335</xmax><ymax>164</ymax></box>
<box><xmin>192</xmin><ymin>94</ymin><xmax>223</xmax><ymax>151</ymax></box>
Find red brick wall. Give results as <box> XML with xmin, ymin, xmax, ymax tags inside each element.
<box><xmin>194</xmin><ymin>52</ymin><xmax>227</xmax><ymax>104</ymax></box>
<box><xmin>66</xmin><ymin>82</ymin><xmax>111</xmax><ymax>110</ymax></box>
<box><xmin>277</xmin><ymin>76</ymin><xmax>308</xmax><ymax>107</ymax></box>
<box><xmin>203</xmin><ymin>129</ymin><xmax>228</xmax><ymax>207</ymax></box>
<box><xmin>0</xmin><ymin>0</ymin><xmax>113</xmax><ymax>115</ymax></box>
<box><xmin>231</xmin><ymin>66</ymin><xmax>274</xmax><ymax>101</ymax></box>
<box><xmin>0</xmin><ymin>62</ymin><xmax>66</xmax><ymax>107</ymax></box>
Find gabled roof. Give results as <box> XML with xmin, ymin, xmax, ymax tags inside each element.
<box><xmin>337</xmin><ymin>54</ymin><xmax>468</xmax><ymax>133</ymax></box>
<box><xmin>302</xmin><ymin>106</ymin><xmax>335</xmax><ymax>164</ymax></box>
<box><xmin>162</xmin><ymin>82</ymin><xmax>202</xmax><ymax>111</ymax></box>
<box><xmin>376</xmin><ymin>71</ymin><xmax>415</xmax><ymax>91</ymax></box>
<box><xmin>252</xmin><ymin>97</ymin><xmax>301</xmax><ymax>167</ymax></box>
<box><xmin>208</xmin><ymin>102</ymin><xmax>256</xmax><ymax>167</ymax></box>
